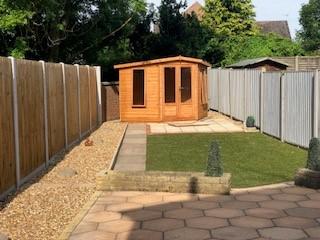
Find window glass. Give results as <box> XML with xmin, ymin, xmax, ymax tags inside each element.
<box><xmin>133</xmin><ymin>70</ymin><xmax>144</xmax><ymax>106</ymax></box>
<box><xmin>181</xmin><ymin>67</ymin><xmax>192</xmax><ymax>103</ymax></box>
<box><xmin>165</xmin><ymin>67</ymin><xmax>175</xmax><ymax>103</ymax></box>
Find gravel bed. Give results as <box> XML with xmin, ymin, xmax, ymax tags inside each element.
<box><xmin>0</xmin><ymin>121</ymin><xmax>126</xmax><ymax>240</ymax></box>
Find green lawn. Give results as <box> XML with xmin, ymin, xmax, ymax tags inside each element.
<box><xmin>146</xmin><ymin>133</ymin><xmax>307</xmax><ymax>188</ymax></box>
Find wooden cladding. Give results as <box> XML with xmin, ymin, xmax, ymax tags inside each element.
<box><xmin>0</xmin><ymin>57</ymin><xmax>101</xmax><ymax>199</ymax></box>
<box><xmin>133</xmin><ymin>69</ymin><xmax>145</xmax><ymax>106</ymax></box>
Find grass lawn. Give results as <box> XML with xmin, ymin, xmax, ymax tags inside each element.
<box><xmin>146</xmin><ymin>133</ymin><xmax>307</xmax><ymax>188</ymax></box>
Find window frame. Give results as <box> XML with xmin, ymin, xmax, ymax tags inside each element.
<box><xmin>132</xmin><ymin>68</ymin><xmax>146</xmax><ymax>108</ymax></box>
<box><xmin>164</xmin><ymin>66</ymin><xmax>177</xmax><ymax>105</ymax></box>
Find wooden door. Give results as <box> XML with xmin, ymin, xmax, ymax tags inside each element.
<box><xmin>162</xmin><ymin>65</ymin><xmax>194</xmax><ymax>121</ymax></box>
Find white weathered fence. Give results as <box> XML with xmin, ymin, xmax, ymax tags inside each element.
<box><xmin>208</xmin><ymin>68</ymin><xmax>319</xmax><ymax>148</ymax></box>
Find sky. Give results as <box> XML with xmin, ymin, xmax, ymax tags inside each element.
<box><xmin>147</xmin><ymin>0</ymin><xmax>309</xmax><ymax>38</ymax></box>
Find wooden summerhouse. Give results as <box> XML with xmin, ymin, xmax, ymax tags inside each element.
<box><xmin>114</xmin><ymin>56</ymin><xmax>211</xmax><ymax>122</ymax></box>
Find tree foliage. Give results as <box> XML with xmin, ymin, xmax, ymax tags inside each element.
<box><xmin>298</xmin><ymin>0</ymin><xmax>320</xmax><ymax>53</ymax></box>
<box><xmin>203</xmin><ymin>0</ymin><xmax>256</xmax><ymax>37</ymax></box>
<box><xmin>221</xmin><ymin>34</ymin><xmax>304</xmax><ymax>66</ymax></box>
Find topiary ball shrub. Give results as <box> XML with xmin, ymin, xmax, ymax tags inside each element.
<box><xmin>246</xmin><ymin>116</ymin><xmax>255</xmax><ymax>128</ymax></box>
<box><xmin>205</xmin><ymin>141</ymin><xmax>223</xmax><ymax>177</ymax></box>
<box><xmin>307</xmin><ymin>138</ymin><xmax>320</xmax><ymax>171</ymax></box>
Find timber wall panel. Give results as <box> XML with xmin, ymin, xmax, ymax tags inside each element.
<box><xmin>89</xmin><ymin>67</ymin><xmax>98</xmax><ymax>128</ymax></box>
<box><xmin>0</xmin><ymin>57</ymin><xmax>16</xmax><ymax>194</ymax></box>
<box><xmin>65</xmin><ymin>64</ymin><xmax>80</xmax><ymax>143</ymax></box>
<box><xmin>79</xmin><ymin>66</ymin><xmax>90</xmax><ymax>134</ymax></box>
<box><xmin>46</xmin><ymin>63</ymin><xmax>65</xmax><ymax>157</ymax></box>
<box><xmin>16</xmin><ymin>59</ymin><xmax>45</xmax><ymax>178</ymax></box>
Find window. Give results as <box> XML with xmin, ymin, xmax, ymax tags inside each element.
<box><xmin>181</xmin><ymin>67</ymin><xmax>192</xmax><ymax>103</ymax></box>
<box><xmin>165</xmin><ymin>67</ymin><xmax>176</xmax><ymax>103</ymax></box>
<box><xmin>133</xmin><ymin>69</ymin><xmax>145</xmax><ymax>106</ymax></box>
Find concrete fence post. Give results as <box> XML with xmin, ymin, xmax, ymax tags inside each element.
<box><xmin>314</xmin><ymin>70</ymin><xmax>319</xmax><ymax>138</ymax></box>
<box><xmin>95</xmin><ymin>66</ymin><xmax>102</xmax><ymax>125</ymax></box>
<box><xmin>243</xmin><ymin>69</ymin><xmax>247</xmax><ymax>124</ymax></box>
<box><xmin>229</xmin><ymin>69</ymin><xmax>232</xmax><ymax>119</ymax></box>
<box><xmin>280</xmin><ymin>72</ymin><xmax>285</xmax><ymax>142</ymax></box>
<box><xmin>217</xmin><ymin>68</ymin><xmax>221</xmax><ymax>113</ymax></box>
<box><xmin>86</xmin><ymin>65</ymin><xmax>92</xmax><ymax>131</ymax></box>
<box><xmin>60</xmin><ymin>63</ymin><xmax>68</xmax><ymax>148</ymax></box>
<box><xmin>260</xmin><ymin>71</ymin><xmax>264</xmax><ymax>133</ymax></box>
<box><xmin>39</xmin><ymin>61</ymin><xmax>49</xmax><ymax>166</ymax></box>
<box><xmin>75</xmin><ymin>64</ymin><xmax>81</xmax><ymax>138</ymax></box>
<box><xmin>9</xmin><ymin>57</ymin><xmax>21</xmax><ymax>188</ymax></box>
<box><xmin>295</xmin><ymin>56</ymin><xmax>299</xmax><ymax>71</ymax></box>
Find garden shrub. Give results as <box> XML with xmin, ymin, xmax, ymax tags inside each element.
<box><xmin>246</xmin><ymin>116</ymin><xmax>255</xmax><ymax>128</ymax></box>
<box><xmin>205</xmin><ymin>141</ymin><xmax>223</xmax><ymax>177</ymax></box>
<box><xmin>307</xmin><ymin>138</ymin><xmax>320</xmax><ymax>171</ymax></box>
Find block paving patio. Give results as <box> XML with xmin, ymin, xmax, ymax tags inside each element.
<box><xmin>68</xmin><ymin>184</ymin><xmax>320</xmax><ymax>240</ymax></box>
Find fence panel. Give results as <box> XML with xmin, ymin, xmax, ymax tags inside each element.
<box><xmin>230</xmin><ymin>70</ymin><xmax>245</xmax><ymax>121</ymax></box>
<box><xmin>16</xmin><ymin>59</ymin><xmax>46</xmax><ymax>179</ymax></box>
<box><xmin>46</xmin><ymin>63</ymin><xmax>65</xmax><ymax>158</ymax></box>
<box><xmin>219</xmin><ymin>69</ymin><xmax>230</xmax><ymax>115</ymax></box>
<box><xmin>262</xmin><ymin>72</ymin><xmax>281</xmax><ymax>138</ymax></box>
<box><xmin>65</xmin><ymin>64</ymin><xmax>80</xmax><ymax>144</ymax></box>
<box><xmin>0</xmin><ymin>57</ymin><xmax>101</xmax><ymax>199</ymax></box>
<box><xmin>208</xmin><ymin>68</ymin><xmax>219</xmax><ymax>110</ymax></box>
<box><xmin>245</xmin><ymin>70</ymin><xmax>261</xmax><ymax>127</ymax></box>
<box><xmin>79</xmin><ymin>66</ymin><xmax>90</xmax><ymax>135</ymax></box>
<box><xmin>0</xmin><ymin>57</ymin><xmax>16</xmax><ymax>196</ymax></box>
<box><xmin>283</xmin><ymin>72</ymin><xmax>314</xmax><ymax>147</ymax></box>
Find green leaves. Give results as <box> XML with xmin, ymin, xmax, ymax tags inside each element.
<box><xmin>298</xmin><ymin>0</ymin><xmax>320</xmax><ymax>53</ymax></box>
<box><xmin>0</xmin><ymin>0</ymin><xmax>32</xmax><ymax>31</ymax></box>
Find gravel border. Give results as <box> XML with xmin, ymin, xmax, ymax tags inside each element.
<box><xmin>0</xmin><ymin>121</ymin><xmax>126</xmax><ymax>240</ymax></box>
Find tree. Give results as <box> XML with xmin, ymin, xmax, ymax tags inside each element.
<box><xmin>298</xmin><ymin>0</ymin><xmax>320</xmax><ymax>53</ymax></box>
<box><xmin>203</xmin><ymin>0</ymin><xmax>256</xmax><ymax>38</ymax></box>
<box><xmin>202</xmin><ymin>0</ymin><xmax>257</xmax><ymax>66</ymax></box>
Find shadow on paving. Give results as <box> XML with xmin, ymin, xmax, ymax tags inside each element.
<box><xmin>68</xmin><ymin>183</ymin><xmax>320</xmax><ymax>240</ymax></box>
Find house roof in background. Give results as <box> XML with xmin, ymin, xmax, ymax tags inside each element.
<box><xmin>114</xmin><ymin>56</ymin><xmax>211</xmax><ymax>69</ymax></box>
<box><xmin>184</xmin><ymin>1</ymin><xmax>204</xmax><ymax>20</ymax></box>
<box><xmin>256</xmin><ymin>21</ymin><xmax>291</xmax><ymax>39</ymax></box>
<box><xmin>228</xmin><ymin>57</ymin><xmax>289</xmax><ymax>68</ymax></box>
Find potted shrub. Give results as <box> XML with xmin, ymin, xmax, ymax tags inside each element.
<box><xmin>295</xmin><ymin>138</ymin><xmax>320</xmax><ymax>189</ymax></box>
<box><xmin>245</xmin><ymin>116</ymin><xmax>257</xmax><ymax>132</ymax></box>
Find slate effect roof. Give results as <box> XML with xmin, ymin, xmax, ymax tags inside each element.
<box><xmin>227</xmin><ymin>57</ymin><xmax>289</xmax><ymax>68</ymax></box>
<box><xmin>184</xmin><ymin>1</ymin><xmax>204</xmax><ymax>20</ymax></box>
<box><xmin>256</xmin><ymin>21</ymin><xmax>291</xmax><ymax>39</ymax></box>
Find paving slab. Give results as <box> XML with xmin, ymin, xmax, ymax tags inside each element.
<box><xmin>68</xmin><ymin>186</ymin><xmax>320</xmax><ymax>240</ymax></box>
<box><xmin>113</xmin><ymin>124</ymin><xmax>146</xmax><ymax>171</ymax></box>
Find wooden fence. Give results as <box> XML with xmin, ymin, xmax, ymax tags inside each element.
<box><xmin>274</xmin><ymin>56</ymin><xmax>320</xmax><ymax>71</ymax></box>
<box><xmin>0</xmin><ymin>57</ymin><xmax>102</xmax><ymax>199</ymax></box>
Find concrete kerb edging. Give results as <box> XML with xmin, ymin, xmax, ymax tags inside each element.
<box><xmin>108</xmin><ymin>123</ymin><xmax>128</xmax><ymax>171</ymax></box>
<box><xmin>58</xmin><ymin>191</ymin><xmax>103</xmax><ymax>240</ymax></box>
<box><xmin>231</xmin><ymin>181</ymin><xmax>294</xmax><ymax>194</ymax></box>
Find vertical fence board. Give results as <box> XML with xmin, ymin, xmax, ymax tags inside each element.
<box><xmin>16</xmin><ymin>59</ymin><xmax>45</xmax><ymax>178</ymax></box>
<box><xmin>46</xmin><ymin>63</ymin><xmax>65</xmax><ymax>158</ymax></box>
<box><xmin>0</xmin><ymin>57</ymin><xmax>16</xmax><ymax>194</ymax></box>
<box><xmin>65</xmin><ymin>64</ymin><xmax>80</xmax><ymax>144</ymax></box>
<box><xmin>79</xmin><ymin>66</ymin><xmax>90</xmax><ymax>134</ymax></box>
<box><xmin>89</xmin><ymin>67</ymin><xmax>98</xmax><ymax>128</ymax></box>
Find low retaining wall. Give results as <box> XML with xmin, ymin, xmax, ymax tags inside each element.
<box><xmin>97</xmin><ymin>170</ymin><xmax>231</xmax><ymax>195</ymax></box>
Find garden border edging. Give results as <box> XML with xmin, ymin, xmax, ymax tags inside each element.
<box><xmin>96</xmin><ymin>170</ymin><xmax>231</xmax><ymax>195</ymax></box>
